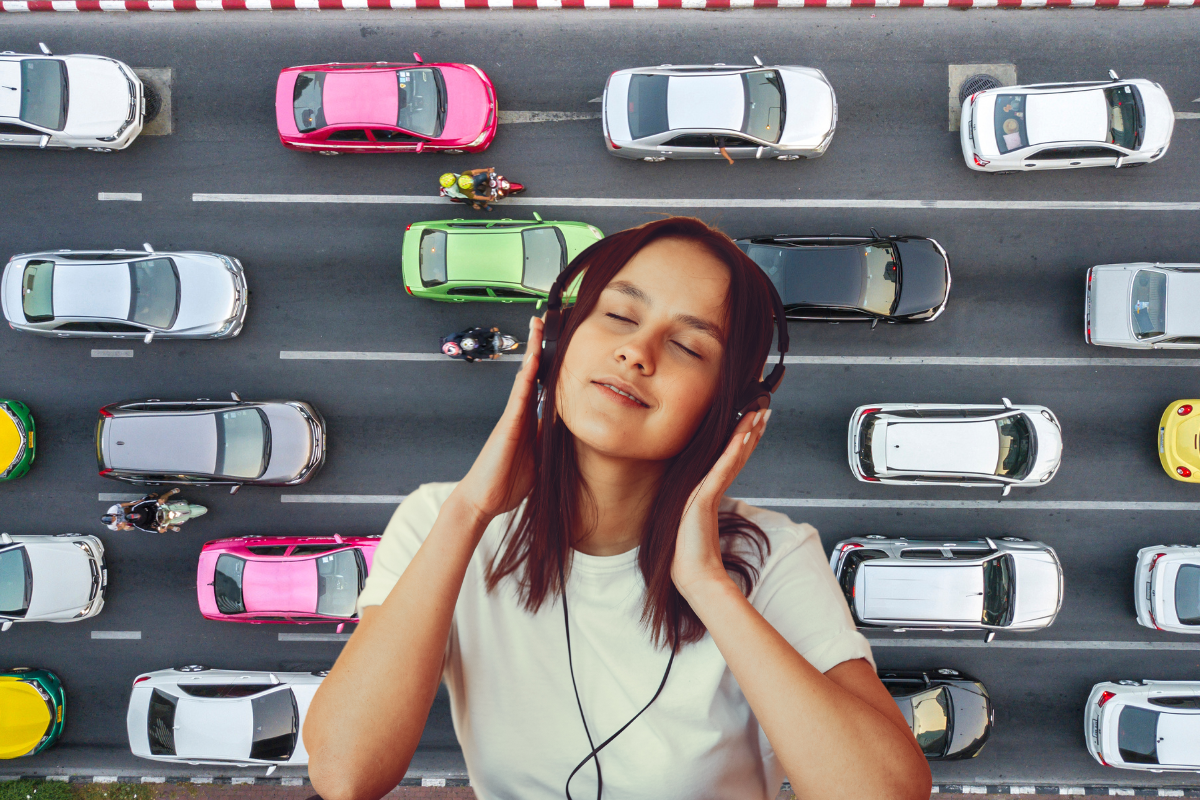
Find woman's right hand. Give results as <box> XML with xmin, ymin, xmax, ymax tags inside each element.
<box><xmin>449</xmin><ymin>315</ymin><xmax>544</xmax><ymax>531</ymax></box>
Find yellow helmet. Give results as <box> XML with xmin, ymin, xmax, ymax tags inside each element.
<box><xmin>439</xmin><ymin>173</ymin><xmax>457</xmax><ymax>189</ymax></box>
<box><xmin>458</xmin><ymin>174</ymin><xmax>475</xmax><ymax>191</ymax></box>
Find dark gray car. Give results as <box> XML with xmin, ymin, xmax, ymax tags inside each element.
<box><xmin>96</xmin><ymin>394</ymin><xmax>325</xmax><ymax>491</ymax></box>
<box><xmin>879</xmin><ymin>668</ymin><xmax>993</xmax><ymax>760</ymax></box>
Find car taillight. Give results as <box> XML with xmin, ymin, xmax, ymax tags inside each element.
<box><xmin>861</xmin><ymin>407</ymin><xmax>881</xmax><ymax>416</ymax></box>
<box><xmin>405</xmin><ymin>223</ymin><xmax>412</xmax><ymax>231</ymax></box>
<box><xmin>1178</xmin><ymin>404</ymin><xmax>1193</xmax><ymax>416</ymax></box>
<box><xmin>841</xmin><ymin>543</ymin><xmax>863</xmax><ymax>552</ymax></box>
<box><xmin>969</xmin><ymin>92</ymin><xmax>979</xmax><ymax>106</ymax></box>
<box><xmin>1098</xmin><ymin>691</ymin><xmax>1115</xmax><ymax>707</ymax></box>
<box><xmin>404</xmin><ymin>285</ymin><xmax>413</xmax><ymax>296</ymax></box>
<box><xmin>863</xmin><ymin>476</ymin><xmax>880</xmax><ymax>482</ymax></box>
<box><xmin>1178</xmin><ymin>466</ymin><xmax>1192</xmax><ymax>478</ymax></box>
<box><xmin>1149</xmin><ymin>552</ymin><xmax>1167</xmax><ymax>572</ymax></box>
<box><xmin>973</xmin><ymin>154</ymin><xmax>990</xmax><ymax>167</ymax></box>
<box><xmin>99</xmin><ymin>468</ymin><xmax>113</xmax><ymax>477</ymax></box>
<box><xmin>134</xmin><ymin>676</ymin><xmax>150</xmax><ymax>686</ymax></box>
<box><xmin>99</xmin><ymin>407</ymin><xmax>113</xmax><ymax>418</ymax></box>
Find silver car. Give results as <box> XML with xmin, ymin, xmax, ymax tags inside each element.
<box><xmin>829</xmin><ymin>536</ymin><xmax>1064</xmax><ymax>641</ymax></box>
<box><xmin>1086</xmin><ymin>680</ymin><xmax>1200</xmax><ymax>772</ymax></box>
<box><xmin>1086</xmin><ymin>263</ymin><xmax>1200</xmax><ymax>349</ymax></box>
<box><xmin>0</xmin><ymin>44</ymin><xmax>143</xmax><ymax>152</ymax></box>
<box><xmin>0</xmin><ymin>532</ymin><xmax>106</xmax><ymax>632</ymax></box>
<box><xmin>1</xmin><ymin>247</ymin><xmax>247</xmax><ymax>341</ymax></box>
<box><xmin>1134</xmin><ymin>545</ymin><xmax>1200</xmax><ymax>634</ymax></box>
<box><xmin>602</xmin><ymin>61</ymin><xmax>836</xmax><ymax>162</ymax></box>
<box><xmin>960</xmin><ymin>74</ymin><xmax>1174</xmax><ymax>174</ymax></box>
<box><xmin>848</xmin><ymin>399</ymin><xmax>1063</xmax><ymax>495</ymax></box>
<box><xmin>96</xmin><ymin>394</ymin><xmax>325</xmax><ymax>491</ymax></box>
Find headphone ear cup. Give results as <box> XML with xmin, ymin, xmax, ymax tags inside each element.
<box><xmin>536</xmin><ymin>307</ymin><xmax>570</xmax><ymax>386</ymax></box>
<box><xmin>735</xmin><ymin>388</ymin><xmax>771</xmax><ymax>423</ymax></box>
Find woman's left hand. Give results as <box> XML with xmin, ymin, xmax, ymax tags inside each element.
<box><xmin>671</xmin><ymin>408</ymin><xmax>771</xmax><ymax>601</ymax></box>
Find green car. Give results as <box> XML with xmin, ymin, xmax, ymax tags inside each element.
<box><xmin>0</xmin><ymin>400</ymin><xmax>34</xmax><ymax>482</ymax></box>
<box><xmin>402</xmin><ymin>216</ymin><xmax>603</xmax><ymax>302</ymax></box>
<box><xmin>0</xmin><ymin>668</ymin><xmax>65</xmax><ymax>759</ymax></box>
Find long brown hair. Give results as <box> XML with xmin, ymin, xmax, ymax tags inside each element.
<box><xmin>486</xmin><ymin>217</ymin><xmax>778</xmax><ymax>649</ymax></box>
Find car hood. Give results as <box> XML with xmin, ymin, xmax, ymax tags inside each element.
<box><xmin>860</xmin><ymin>564</ymin><xmax>984</xmax><ymax>622</ymax></box>
<box><xmin>259</xmin><ymin>404</ymin><xmax>313</xmax><ymax>483</ymax></box>
<box><xmin>778</xmin><ymin>68</ymin><xmax>835</xmax><ymax>147</ymax></box>
<box><xmin>0</xmin><ymin>680</ymin><xmax>51</xmax><ymax>759</ymax></box>
<box><xmin>25</xmin><ymin>541</ymin><xmax>92</xmax><ymax>618</ymax></box>
<box><xmin>881</xmin><ymin>421</ymin><xmax>998</xmax><ymax>476</ymax></box>
<box><xmin>945</xmin><ymin>683</ymin><xmax>991</xmax><ymax>758</ymax></box>
<box><xmin>174</xmin><ymin>696</ymin><xmax>253</xmax><ymax>760</ymax></box>
<box><xmin>893</xmin><ymin>240</ymin><xmax>949</xmax><ymax>316</ymax></box>
<box><xmin>173</xmin><ymin>255</ymin><xmax>237</xmax><ymax>332</ymax></box>
<box><xmin>106</xmin><ymin>413</ymin><xmax>217</xmax><ymax>474</ymax></box>
<box><xmin>1089</xmin><ymin>267</ymin><xmax>1137</xmax><ymax>346</ymax></box>
<box><xmin>63</xmin><ymin>57</ymin><xmax>132</xmax><ymax>138</ymax></box>
<box><xmin>439</xmin><ymin>64</ymin><xmax>491</xmax><ymax>144</ymax></box>
<box><xmin>1137</xmin><ymin>81</ymin><xmax>1175</xmax><ymax>153</ymax></box>
<box><xmin>1010</xmin><ymin>551</ymin><xmax>1062</xmax><ymax>626</ymax></box>
<box><xmin>0</xmin><ymin>259</ymin><xmax>23</xmax><ymax>325</ymax></box>
<box><xmin>1027</xmin><ymin>412</ymin><xmax>1063</xmax><ymax>482</ymax></box>
<box><xmin>242</xmin><ymin>559</ymin><xmax>318</xmax><ymax>614</ymax></box>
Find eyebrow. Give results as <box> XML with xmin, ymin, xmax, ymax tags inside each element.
<box><xmin>606</xmin><ymin>280</ymin><xmax>724</xmax><ymax>342</ymax></box>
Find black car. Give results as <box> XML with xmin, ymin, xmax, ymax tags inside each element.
<box><xmin>736</xmin><ymin>234</ymin><xmax>950</xmax><ymax>324</ymax></box>
<box><xmin>879</xmin><ymin>668</ymin><xmax>993</xmax><ymax>760</ymax></box>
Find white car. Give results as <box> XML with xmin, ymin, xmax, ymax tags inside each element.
<box><xmin>1134</xmin><ymin>545</ymin><xmax>1200</xmax><ymax>634</ymax></box>
<box><xmin>1086</xmin><ymin>680</ymin><xmax>1200</xmax><ymax>772</ymax></box>
<box><xmin>1</xmin><ymin>247</ymin><xmax>248</xmax><ymax>341</ymax></box>
<box><xmin>960</xmin><ymin>73</ymin><xmax>1173</xmax><ymax>173</ymax></box>
<box><xmin>0</xmin><ymin>532</ymin><xmax>106</xmax><ymax>631</ymax></box>
<box><xmin>0</xmin><ymin>44</ymin><xmax>143</xmax><ymax>152</ymax></box>
<box><xmin>127</xmin><ymin>667</ymin><xmax>323</xmax><ymax>771</ymax></box>
<box><xmin>603</xmin><ymin>62</ymin><xmax>836</xmax><ymax>161</ymax></box>
<box><xmin>829</xmin><ymin>536</ymin><xmax>1063</xmax><ymax>640</ymax></box>
<box><xmin>1086</xmin><ymin>263</ymin><xmax>1200</xmax><ymax>349</ymax></box>
<box><xmin>847</xmin><ymin>399</ymin><xmax>1063</xmax><ymax>494</ymax></box>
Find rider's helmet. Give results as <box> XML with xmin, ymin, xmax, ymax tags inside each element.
<box><xmin>458</xmin><ymin>174</ymin><xmax>476</xmax><ymax>191</ymax></box>
<box><xmin>100</xmin><ymin>515</ymin><xmax>115</xmax><ymax>525</ymax></box>
<box><xmin>441</xmin><ymin>341</ymin><xmax>462</xmax><ymax>357</ymax></box>
<box><xmin>461</xmin><ymin>337</ymin><xmax>478</xmax><ymax>350</ymax></box>
<box><xmin>439</xmin><ymin>173</ymin><xmax>458</xmax><ymax>189</ymax></box>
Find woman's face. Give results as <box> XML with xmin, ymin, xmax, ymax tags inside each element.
<box><xmin>557</xmin><ymin>237</ymin><xmax>729</xmax><ymax>463</ymax></box>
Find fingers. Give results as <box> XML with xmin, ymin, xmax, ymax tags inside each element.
<box><xmin>496</xmin><ymin>316</ymin><xmax>543</xmax><ymax>425</ymax></box>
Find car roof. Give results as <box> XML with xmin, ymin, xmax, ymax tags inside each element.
<box><xmin>0</xmin><ymin>60</ymin><xmax>20</xmax><ymax>119</ymax></box>
<box><xmin>742</xmin><ymin>242</ymin><xmax>865</xmax><ymax>308</ymax></box>
<box><xmin>882</xmin><ymin>420</ymin><xmax>999</xmax><ymax>476</ymax></box>
<box><xmin>1157</xmin><ymin>713</ymin><xmax>1200</xmax><ymax>766</ymax></box>
<box><xmin>322</xmin><ymin>70</ymin><xmax>398</xmax><ymax>127</ymax></box>
<box><xmin>108</xmin><ymin>412</ymin><xmax>217</xmax><ymax>474</ymax></box>
<box><xmin>0</xmin><ymin>679</ymin><xmax>50</xmax><ymax>759</ymax></box>
<box><xmin>242</xmin><ymin>559</ymin><xmax>318</xmax><ymax>614</ymax></box>
<box><xmin>861</xmin><ymin>564</ymin><xmax>984</xmax><ymax>622</ymax></box>
<box><xmin>174</xmin><ymin>694</ymin><xmax>255</xmax><ymax>760</ymax></box>
<box><xmin>1025</xmin><ymin>90</ymin><xmax>1108</xmax><ymax>146</ymax></box>
<box><xmin>667</xmin><ymin>74</ymin><xmax>744</xmax><ymax>133</ymax></box>
<box><xmin>53</xmin><ymin>262</ymin><xmax>130</xmax><ymax>319</ymax></box>
<box><xmin>444</xmin><ymin>226</ymin><xmax>525</xmax><ymax>285</ymax></box>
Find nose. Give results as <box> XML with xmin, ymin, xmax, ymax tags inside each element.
<box><xmin>615</xmin><ymin>332</ymin><xmax>655</xmax><ymax>375</ymax></box>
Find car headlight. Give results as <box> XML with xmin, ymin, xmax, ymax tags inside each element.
<box><xmin>1040</xmin><ymin>471</ymin><xmax>1054</xmax><ymax>482</ymax></box>
<box><xmin>218</xmin><ymin>255</ymin><xmax>239</xmax><ymax>275</ymax></box>
<box><xmin>73</xmin><ymin>541</ymin><xmax>95</xmax><ymax>558</ymax></box>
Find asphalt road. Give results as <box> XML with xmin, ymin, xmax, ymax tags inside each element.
<box><xmin>3</xmin><ymin>7</ymin><xmax>1200</xmax><ymax>790</ymax></box>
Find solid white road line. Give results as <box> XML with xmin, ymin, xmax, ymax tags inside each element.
<box><xmin>498</xmin><ymin>111</ymin><xmax>602</xmax><ymax>123</ymax></box>
<box><xmin>194</xmin><ymin>193</ymin><xmax>1200</xmax><ymax>211</ymax></box>
<box><xmin>742</xmin><ymin>499</ymin><xmax>1200</xmax><ymax>511</ymax></box>
<box><xmin>98</xmin><ymin>192</ymin><xmax>142</xmax><ymax>201</ymax></box>
<box><xmin>866</xmin><ymin>639</ymin><xmax>1200</xmax><ymax>650</ymax></box>
<box><xmin>279</xmin><ymin>633</ymin><xmax>350</xmax><ymax>641</ymax></box>
<box><xmin>1175</xmin><ymin>112</ymin><xmax>1200</xmax><ymax>120</ymax></box>
<box><xmin>280</xmin><ymin>350</ymin><xmax>520</xmax><ymax>362</ymax></box>
<box><xmin>91</xmin><ymin>630</ymin><xmax>141</xmax><ymax>639</ymax></box>
<box><xmin>281</xmin><ymin>494</ymin><xmax>407</xmax><ymax>504</ymax></box>
<box><xmin>91</xmin><ymin>349</ymin><xmax>134</xmax><ymax>358</ymax></box>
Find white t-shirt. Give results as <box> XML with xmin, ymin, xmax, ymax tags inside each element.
<box><xmin>356</xmin><ymin>482</ymin><xmax>874</xmax><ymax>800</ymax></box>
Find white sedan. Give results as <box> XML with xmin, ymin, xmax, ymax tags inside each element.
<box><xmin>0</xmin><ymin>533</ymin><xmax>106</xmax><ymax>631</ymax></box>
<box><xmin>1135</xmin><ymin>545</ymin><xmax>1200</xmax><ymax>634</ymax></box>
<box><xmin>960</xmin><ymin>74</ymin><xmax>1173</xmax><ymax>173</ymax></box>
<box><xmin>1086</xmin><ymin>681</ymin><xmax>1200</xmax><ymax>772</ymax></box>
<box><xmin>127</xmin><ymin>667</ymin><xmax>323</xmax><ymax>772</ymax></box>
<box><xmin>1086</xmin><ymin>263</ymin><xmax>1200</xmax><ymax>349</ymax></box>
<box><xmin>848</xmin><ymin>399</ymin><xmax>1063</xmax><ymax>494</ymax></box>
<box><xmin>603</xmin><ymin>61</ymin><xmax>836</xmax><ymax>162</ymax></box>
<box><xmin>0</xmin><ymin>44</ymin><xmax>143</xmax><ymax>152</ymax></box>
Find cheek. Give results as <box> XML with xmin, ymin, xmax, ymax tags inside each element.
<box><xmin>652</xmin><ymin>370</ymin><xmax>722</xmax><ymax>448</ymax></box>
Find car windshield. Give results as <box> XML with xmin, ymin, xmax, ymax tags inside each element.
<box><xmin>1105</xmin><ymin>85</ymin><xmax>1141</xmax><ymax>150</ymax></box>
<box><xmin>860</xmin><ymin>244</ymin><xmax>900</xmax><ymax>315</ymax></box>
<box><xmin>214</xmin><ymin>554</ymin><xmax>246</xmax><ymax>614</ymax></box>
<box><xmin>995</xmin><ymin>414</ymin><xmax>1034</xmax><ymax>479</ymax></box>
<box><xmin>981</xmin><ymin>555</ymin><xmax>1014</xmax><ymax>627</ymax></box>
<box><xmin>292</xmin><ymin>72</ymin><xmax>326</xmax><ymax>133</ymax></box>
<box><xmin>1118</xmin><ymin>706</ymin><xmax>1160</xmax><ymax>764</ymax></box>
<box><xmin>128</xmin><ymin>258</ymin><xmax>180</xmax><ymax>329</ymax></box>
<box><xmin>215</xmin><ymin>408</ymin><xmax>268</xmax><ymax>479</ymax></box>
<box><xmin>315</xmin><ymin>550</ymin><xmax>363</xmax><ymax>617</ymax></box>
<box><xmin>627</xmin><ymin>74</ymin><xmax>669</xmax><ymax>140</ymax></box>
<box><xmin>21</xmin><ymin>260</ymin><xmax>54</xmax><ymax>323</ymax></box>
<box><xmin>521</xmin><ymin>227</ymin><xmax>564</xmax><ymax>294</ymax></box>
<box><xmin>0</xmin><ymin>547</ymin><xmax>31</xmax><ymax>617</ymax></box>
<box><xmin>1176</xmin><ymin>565</ymin><xmax>1200</xmax><ymax>626</ymax></box>
<box><xmin>743</xmin><ymin>70</ymin><xmax>784</xmax><ymax>144</ymax></box>
<box><xmin>1131</xmin><ymin>270</ymin><xmax>1166</xmax><ymax>340</ymax></box>
<box><xmin>910</xmin><ymin>687</ymin><xmax>952</xmax><ymax>757</ymax></box>
<box><xmin>419</xmin><ymin>230</ymin><xmax>447</xmax><ymax>287</ymax></box>
<box><xmin>993</xmin><ymin>94</ymin><xmax>1028</xmax><ymax>155</ymax></box>
<box><xmin>249</xmin><ymin>689</ymin><xmax>298</xmax><ymax>761</ymax></box>
<box><xmin>396</xmin><ymin>68</ymin><xmax>443</xmax><ymax>138</ymax></box>
<box><xmin>20</xmin><ymin>59</ymin><xmax>67</xmax><ymax>131</ymax></box>
<box><xmin>147</xmin><ymin>689</ymin><xmax>178</xmax><ymax>756</ymax></box>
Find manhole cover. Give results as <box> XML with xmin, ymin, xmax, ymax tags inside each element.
<box><xmin>144</xmin><ymin>83</ymin><xmax>162</xmax><ymax>124</ymax></box>
<box><xmin>958</xmin><ymin>74</ymin><xmax>1002</xmax><ymax>105</ymax></box>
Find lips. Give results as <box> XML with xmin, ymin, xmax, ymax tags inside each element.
<box><xmin>593</xmin><ymin>380</ymin><xmax>650</xmax><ymax>408</ymax></box>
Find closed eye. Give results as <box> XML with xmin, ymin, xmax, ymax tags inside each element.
<box><xmin>606</xmin><ymin>312</ymin><xmax>635</xmax><ymax>324</ymax></box>
<box><xmin>675</xmin><ymin>342</ymin><xmax>701</xmax><ymax>359</ymax></box>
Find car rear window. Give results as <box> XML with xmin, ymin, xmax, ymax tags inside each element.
<box><xmin>1131</xmin><ymin>270</ymin><xmax>1166</xmax><ymax>340</ymax></box>
<box><xmin>1176</xmin><ymin>565</ymin><xmax>1200</xmax><ymax>625</ymax></box>
<box><xmin>1118</xmin><ymin>705</ymin><xmax>1160</xmax><ymax>764</ymax></box>
<box><xmin>993</xmin><ymin>94</ymin><xmax>1028</xmax><ymax>155</ymax></box>
<box><xmin>179</xmin><ymin>684</ymin><xmax>275</xmax><ymax>699</ymax></box>
<box><xmin>627</xmin><ymin>74</ymin><xmax>669</xmax><ymax>140</ymax></box>
<box><xmin>995</xmin><ymin>414</ymin><xmax>1034</xmax><ymax>480</ymax></box>
<box><xmin>215</xmin><ymin>408</ymin><xmax>269</xmax><ymax>480</ymax></box>
<box><xmin>315</xmin><ymin>549</ymin><xmax>364</xmax><ymax>617</ymax></box>
<box><xmin>250</xmin><ymin>689</ymin><xmax>299</xmax><ymax>761</ymax></box>
<box><xmin>419</xmin><ymin>230</ymin><xmax>448</xmax><ymax>287</ymax></box>
<box><xmin>20</xmin><ymin>59</ymin><xmax>67</xmax><ymax>131</ymax></box>
<box><xmin>396</xmin><ymin>68</ymin><xmax>444</xmax><ymax>138</ymax></box>
<box><xmin>21</xmin><ymin>260</ymin><xmax>54</xmax><ymax>323</ymax></box>
<box><xmin>147</xmin><ymin>689</ymin><xmax>178</xmax><ymax>756</ymax></box>
<box><xmin>743</xmin><ymin>70</ymin><xmax>784</xmax><ymax>144</ymax></box>
<box><xmin>981</xmin><ymin>555</ymin><xmax>1014</xmax><ymax>627</ymax></box>
<box><xmin>910</xmin><ymin>686</ymin><xmax>951</xmax><ymax>757</ymax></box>
<box><xmin>0</xmin><ymin>546</ymin><xmax>31</xmax><ymax>617</ymax></box>
<box><xmin>214</xmin><ymin>553</ymin><xmax>246</xmax><ymax>614</ymax></box>
<box><xmin>293</xmin><ymin>72</ymin><xmax>326</xmax><ymax>133</ymax></box>
<box><xmin>837</xmin><ymin>549</ymin><xmax>886</xmax><ymax>613</ymax></box>
<box><xmin>521</xmin><ymin>227</ymin><xmax>565</xmax><ymax>294</ymax></box>
<box><xmin>128</xmin><ymin>258</ymin><xmax>180</xmax><ymax>330</ymax></box>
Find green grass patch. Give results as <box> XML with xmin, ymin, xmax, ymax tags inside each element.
<box><xmin>75</xmin><ymin>784</ymin><xmax>156</xmax><ymax>800</ymax></box>
<box><xmin>0</xmin><ymin>780</ymin><xmax>77</xmax><ymax>800</ymax></box>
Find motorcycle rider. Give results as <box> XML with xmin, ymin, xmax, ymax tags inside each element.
<box><xmin>439</xmin><ymin>169</ymin><xmax>497</xmax><ymax>211</ymax></box>
<box><xmin>101</xmin><ymin>488</ymin><xmax>207</xmax><ymax>532</ymax></box>
<box><xmin>441</xmin><ymin>326</ymin><xmax>506</xmax><ymax>362</ymax></box>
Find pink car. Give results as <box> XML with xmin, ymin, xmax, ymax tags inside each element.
<box><xmin>197</xmin><ymin>534</ymin><xmax>380</xmax><ymax>628</ymax></box>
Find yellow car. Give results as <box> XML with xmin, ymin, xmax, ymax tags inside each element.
<box><xmin>1159</xmin><ymin>400</ymin><xmax>1200</xmax><ymax>482</ymax></box>
<box><xmin>0</xmin><ymin>668</ymin><xmax>64</xmax><ymax>758</ymax></box>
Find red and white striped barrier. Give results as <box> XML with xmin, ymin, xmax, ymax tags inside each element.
<box><xmin>1</xmin><ymin>0</ymin><xmax>1197</xmax><ymax>9</ymax></box>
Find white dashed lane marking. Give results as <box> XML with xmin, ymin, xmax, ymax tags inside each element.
<box><xmin>91</xmin><ymin>631</ymin><xmax>141</xmax><ymax>640</ymax></box>
<box><xmin>279</xmin><ymin>633</ymin><xmax>350</xmax><ymax>642</ymax></box>
<box><xmin>281</xmin><ymin>494</ymin><xmax>407</xmax><ymax>504</ymax></box>
<box><xmin>91</xmin><ymin>349</ymin><xmax>134</xmax><ymax>358</ymax></box>
<box><xmin>97</xmin><ymin>193</ymin><xmax>142</xmax><ymax>201</ymax></box>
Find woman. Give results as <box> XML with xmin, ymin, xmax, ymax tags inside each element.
<box><xmin>305</xmin><ymin>218</ymin><xmax>931</xmax><ymax>800</ymax></box>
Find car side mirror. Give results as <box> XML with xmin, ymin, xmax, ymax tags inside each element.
<box><xmin>1108</xmin><ymin>69</ymin><xmax>1120</xmax><ymax>80</ymax></box>
<box><xmin>265</xmin><ymin>766</ymin><xmax>277</xmax><ymax>777</ymax></box>
<box><xmin>334</xmin><ymin>533</ymin><xmax>344</xmax><ymax>543</ymax></box>
<box><xmin>0</xmin><ymin>533</ymin><xmax>11</xmax><ymax>545</ymax></box>
<box><xmin>0</xmin><ymin>620</ymin><xmax>11</xmax><ymax>632</ymax></box>
<box><xmin>229</xmin><ymin>484</ymin><xmax>240</xmax><ymax>495</ymax></box>
<box><xmin>984</xmin><ymin>630</ymin><xmax>996</xmax><ymax>643</ymax></box>
<box><xmin>38</xmin><ymin>135</ymin><xmax>49</xmax><ymax>149</ymax></box>
<box><xmin>38</xmin><ymin>42</ymin><xmax>52</xmax><ymax>55</ymax></box>
<box><xmin>1001</xmin><ymin>397</ymin><xmax>1013</xmax><ymax>409</ymax></box>
<box><xmin>1115</xmin><ymin>156</ymin><xmax>1125</xmax><ymax>169</ymax></box>
<box><xmin>533</xmin><ymin>212</ymin><xmax>543</xmax><ymax>222</ymax></box>
<box><xmin>230</xmin><ymin>391</ymin><xmax>241</xmax><ymax>402</ymax></box>
<box><xmin>336</xmin><ymin>622</ymin><xmax>346</xmax><ymax>634</ymax></box>
<box><xmin>143</xmin><ymin>242</ymin><xmax>155</xmax><ymax>253</ymax></box>
<box><xmin>143</xmin><ymin>331</ymin><xmax>154</xmax><ymax>344</ymax></box>
<box><xmin>413</xmin><ymin>52</ymin><xmax>423</xmax><ymax>64</ymax></box>
<box><xmin>753</xmin><ymin>55</ymin><xmax>764</xmax><ymax>66</ymax></box>
<box><xmin>1001</xmin><ymin>485</ymin><xmax>1012</xmax><ymax>497</ymax></box>
<box><xmin>871</xmin><ymin>318</ymin><xmax>879</xmax><ymax>330</ymax></box>
<box><xmin>415</xmin><ymin>141</ymin><xmax>425</xmax><ymax>154</ymax></box>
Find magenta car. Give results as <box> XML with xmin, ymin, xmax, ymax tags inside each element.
<box><xmin>197</xmin><ymin>534</ymin><xmax>380</xmax><ymax>629</ymax></box>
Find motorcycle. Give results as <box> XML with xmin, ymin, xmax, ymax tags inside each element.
<box><xmin>102</xmin><ymin>491</ymin><xmax>208</xmax><ymax>533</ymax></box>
<box><xmin>439</xmin><ymin>169</ymin><xmax>525</xmax><ymax>209</ymax></box>
<box><xmin>441</xmin><ymin>327</ymin><xmax>522</xmax><ymax>362</ymax></box>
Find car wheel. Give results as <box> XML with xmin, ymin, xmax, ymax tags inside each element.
<box><xmin>935</xmin><ymin>668</ymin><xmax>960</xmax><ymax>676</ymax></box>
<box><xmin>144</xmin><ymin>84</ymin><xmax>162</xmax><ymax>124</ymax></box>
<box><xmin>775</xmin><ymin>155</ymin><xmax>802</xmax><ymax>161</ymax></box>
<box><xmin>311</xmin><ymin>670</ymin><xmax>330</xmax><ymax>677</ymax></box>
<box><xmin>1116</xmin><ymin>679</ymin><xmax>1143</xmax><ymax>686</ymax></box>
<box><xmin>443</xmin><ymin>149</ymin><xmax>465</xmax><ymax>155</ymax></box>
<box><xmin>1000</xmin><ymin>536</ymin><xmax>1027</xmax><ymax>542</ymax></box>
<box><xmin>316</xmin><ymin>151</ymin><xmax>341</xmax><ymax>157</ymax></box>
<box><xmin>87</xmin><ymin>147</ymin><xmax>116</xmax><ymax>153</ymax></box>
<box><xmin>174</xmin><ymin>664</ymin><xmax>210</xmax><ymax>673</ymax></box>
<box><xmin>958</xmin><ymin>74</ymin><xmax>1002</xmax><ymax>105</ymax></box>
<box><xmin>642</xmin><ymin>157</ymin><xmax>666</xmax><ymax>163</ymax></box>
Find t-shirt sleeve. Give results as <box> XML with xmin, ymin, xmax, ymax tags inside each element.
<box><xmin>356</xmin><ymin>482</ymin><xmax>455</xmax><ymax>614</ymax></box>
<box><xmin>748</xmin><ymin>517</ymin><xmax>875</xmax><ymax>673</ymax></box>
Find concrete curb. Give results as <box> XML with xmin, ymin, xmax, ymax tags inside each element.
<box><xmin>0</xmin><ymin>0</ymin><xmax>1198</xmax><ymax>10</ymax></box>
